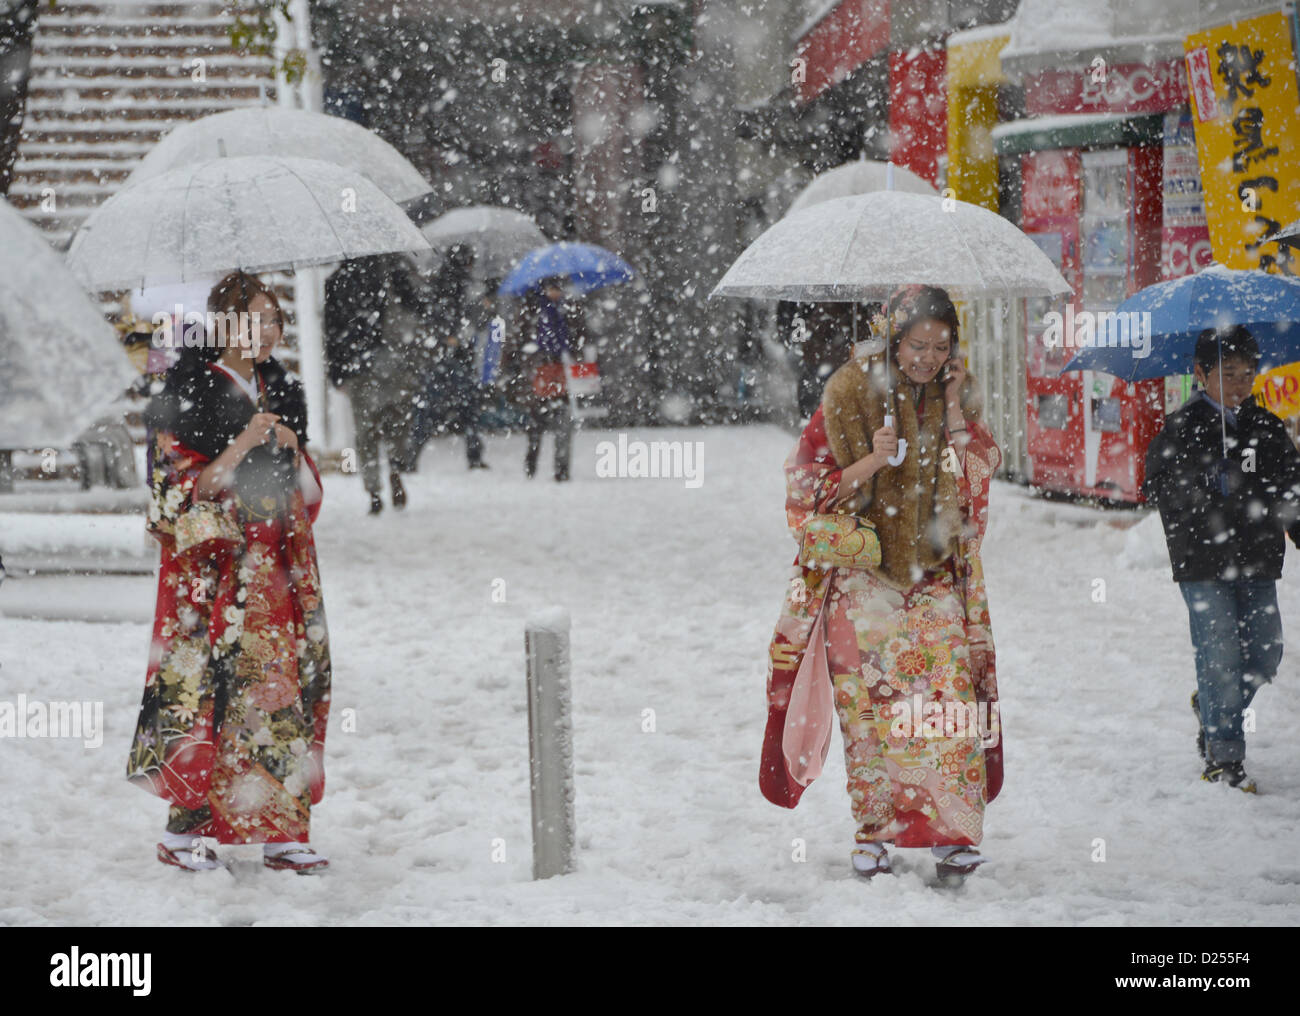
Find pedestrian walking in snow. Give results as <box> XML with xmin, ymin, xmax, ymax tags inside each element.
<box><xmin>760</xmin><ymin>284</ymin><xmax>1004</xmax><ymax>882</ymax></box>
<box><xmin>502</xmin><ymin>278</ymin><xmax>580</xmax><ymax>482</ymax></box>
<box><xmin>407</xmin><ymin>245</ymin><xmax>489</xmax><ymax>469</ymax></box>
<box><xmin>1142</xmin><ymin>326</ymin><xmax>1300</xmax><ymax>792</ymax></box>
<box><xmin>325</xmin><ymin>255</ymin><xmax>424</xmax><ymax>515</ymax></box>
<box><xmin>128</xmin><ymin>271</ymin><xmax>332</xmax><ymax>874</ymax></box>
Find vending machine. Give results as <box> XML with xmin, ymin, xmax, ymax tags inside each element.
<box><xmin>1021</xmin><ymin>145</ymin><xmax>1166</xmax><ymax>502</ymax></box>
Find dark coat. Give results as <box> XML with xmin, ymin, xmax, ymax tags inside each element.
<box><xmin>145</xmin><ymin>356</ymin><xmax>307</xmax><ymax>519</ymax></box>
<box><xmin>1142</xmin><ymin>391</ymin><xmax>1300</xmax><ymax>582</ymax></box>
<box><xmin>501</xmin><ymin>294</ymin><xmax>585</xmax><ymax>409</ymax></box>
<box><xmin>324</xmin><ymin>255</ymin><xmax>427</xmax><ymax>388</ymax></box>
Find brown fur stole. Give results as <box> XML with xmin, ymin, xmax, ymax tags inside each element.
<box><xmin>820</xmin><ymin>352</ymin><xmax>980</xmax><ymax>589</ymax></box>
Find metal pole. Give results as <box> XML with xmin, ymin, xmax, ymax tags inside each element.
<box><xmin>526</xmin><ymin>609</ymin><xmax>576</xmax><ymax>879</ymax></box>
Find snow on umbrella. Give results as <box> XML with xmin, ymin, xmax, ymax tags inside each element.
<box><xmin>65</xmin><ymin>155</ymin><xmax>433</xmax><ymax>291</ymax></box>
<box><xmin>498</xmin><ymin>241</ymin><xmax>635</xmax><ymax>297</ymax></box>
<box><xmin>415</xmin><ymin>205</ymin><xmax>549</xmax><ymax>279</ymax></box>
<box><xmin>787</xmin><ymin>159</ymin><xmax>937</xmax><ymax>215</ymax></box>
<box><xmin>126</xmin><ymin>107</ymin><xmax>433</xmax><ymax>204</ymax></box>
<box><xmin>1260</xmin><ymin>218</ymin><xmax>1300</xmax><ymax>250</ymax></box>
<box><xmin>710</xmin><ymin>191</ymin><xmax>1070</xmax><ymax>303</ymax></box>
<box><xmin>711</xmin><ymin>190</ymin><xmax>1069</xmax><ymax>464</ymax></box>
<box><xmin>1060</xmin><ymin>264</ymin><xmax>1300</xmax><ymax>382</ymax></box>
<box><xmin>0</xmin><ymin>198</ymin><xmax>137</xmax><ymax>448</ymax></box>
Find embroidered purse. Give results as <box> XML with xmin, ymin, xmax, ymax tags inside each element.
<box><xmin>798</xmin><ymin>514</ymin><xmax>882</xmax><ymax>571</ymax></box>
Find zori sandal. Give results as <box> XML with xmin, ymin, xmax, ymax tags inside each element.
<box><xmin>851</xmin><ymin>842</ymin><xmax>893</xmax><ymax>879</ymax></box>
<box><xmin>933</xmin><ymin>845</ymin><xmax>988</xmax><ymax>881</ymax></box>
<box><xmin>263</xmin><ymin>843</ymin><xmax>329</xmax><ymax>874</ymax></box>
<box><xmin>156</xmin><ymin>840</ymin><xmax>225</xmax><ymax>872</ymax></box>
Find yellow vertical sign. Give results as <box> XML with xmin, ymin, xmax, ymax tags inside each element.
<box><xmin>1184</xmin><ymin>11</ymin><xmax>1300</xmax><ymax>274</ymax></box>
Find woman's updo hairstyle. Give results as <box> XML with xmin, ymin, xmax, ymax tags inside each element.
<box><xmin>882</xmin><ymin>284</ymin><xmax>960</xmax><ymax>362</ymax></box>
<box><xmin>207</xmin><ymin>270</ymin><xmax>282</xmax><ymax>350</ymax></box>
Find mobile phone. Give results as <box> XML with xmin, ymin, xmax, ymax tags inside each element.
<box><xmin>939</xmin><ymin>360</ymin><xmax>953</xmax><ymax>382</ymax></box>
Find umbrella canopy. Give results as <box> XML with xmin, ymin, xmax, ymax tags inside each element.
<box><xmin>787</xmin><ymin>159</ymin><xmax>938</xmax><ymax>215</ymax></box>
<box><xmin>1260</xmin><ymin>218</ymin><xmax>1300</xmax><ymax>249</ymax></box>
<box><xmin>709</xmin><ymin>191</ymin><xmax>1071</xmax><ymax>303</ymax></box>
<box><xmin>66</xmin><ymin>155</ymin><xmax>432</xmax><ymax>291</ymax></box>
<box><xmin>127</xmin><ymin>107</ymin><xmax>433</xmax><ymax>204</ymax></box>
<box><xmin>499</xmin><ymin>241</ymin><xmax>635</xmax><ymax>297</ymax></box>
<box><xmin>0</xmin><ymin>199</ymin><xmax>137</xmax><ymax>448</ymax></box>
<box><xmin>1060</xmin><ymin>264</ymin><xmax>1300</xmax><ymax>381</ymax></box>
<box><xmin>416</xmin><ymin>205</ymin><xmax>548</xmax><ymax>278</ymax></box>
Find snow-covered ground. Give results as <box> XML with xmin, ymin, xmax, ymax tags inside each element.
<box><xmin>2</xmin><ymin>423</ymin><xmax>1298</xmax><ymax>925</ymax></box>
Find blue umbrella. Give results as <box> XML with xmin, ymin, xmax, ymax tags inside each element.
<box><xmin>498</xmin><ymin>241</ymin><xmax>634</xmax><ymax>297</ymax></box>
<box><xmin>1060</xmin><ymin>265</ymin><xmax>1300</xmax><ymax>381</ymax></box>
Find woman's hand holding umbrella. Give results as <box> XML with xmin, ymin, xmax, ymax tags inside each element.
<box><xmin>834</xmin><ymin>423</ymin><xmax>899</xmax><ymax>505</ymax></box>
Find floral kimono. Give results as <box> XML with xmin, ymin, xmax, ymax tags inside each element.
<box><xmin>127</xmin><ymin>358</ymin><xmax>332</xmax><ymax>845</ymax></box>
<box><xmin>760</xmin><ymin>403</ymin><xmax>1004</xmax><ymax>848</ymax></box>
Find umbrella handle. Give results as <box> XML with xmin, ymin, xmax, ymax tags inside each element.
<box><xmin>883</xmin><ymin>413</ymin><xmax>907</xmax><ymax>466</ymax></box>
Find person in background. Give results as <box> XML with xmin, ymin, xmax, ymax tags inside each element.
<box><xmin>324</xmin><ymin>255</ymin><xmax>423</xmax><ymax>515</ymax></box>
<box><xmin>407</xmin><ymin>245</ymin><xmax>488</xmax><ymax>469</ymax></box>
<box><xmin>778</xmin><ymin>301</ymin><xmax>872</xmax><ymax>418</ymax></box>
<box><xmin>503</xmin><ymin>277</ymin><xmax>580</xmax><ymax>482</ymax></box>
<box><xmin>1142</xmin><ymin>326</ymin><xmax>1300</xmax><ymax>792</ymax></box>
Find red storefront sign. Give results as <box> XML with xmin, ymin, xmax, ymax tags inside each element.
<box><xmin>1184</xmin><ymin>47</ymin><xmax>1219</xmax><ymax>121</ymax></box>
<box><xmin>1024</xmin><ymin>61</ymin><xmax>1187</xmax><ymax>115</ymax></box>
<box><xmin>792</xmin><ymin>0</ymin><xmax>889</xmax><ymax>104</ymax></box>
<box><xmin>888</xmin><ymin>48</ymin><xmax>947</xmax><ymax>187</ymax></box>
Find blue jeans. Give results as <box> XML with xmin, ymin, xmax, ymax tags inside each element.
<box><xmin>1178</xmin><ymin>580</ymin><xmax>1282</xmax><ymax>763</ymax></box>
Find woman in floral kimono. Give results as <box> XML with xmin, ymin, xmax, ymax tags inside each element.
<box><xmin>760</xmin><ymin>284</ymin><xmax>1004</xmax><ymax>881</ymax></box>
<box><xmin>127</xmin><ymin>271</ymin><xmax>332</xmax><ymax>874</ymax></box>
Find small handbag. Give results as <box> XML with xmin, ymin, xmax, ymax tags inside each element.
<box><xmin>798</xmin><ymin>514</ymin><xmax>882</xmax><ymax>571</ymax></box>
<box><xmin>531</xmin><ymin>362</ymin><xmax>566</xmax><ymax>399</ymax></box>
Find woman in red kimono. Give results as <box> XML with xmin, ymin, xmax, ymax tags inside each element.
<box><xmin>127</xmin><ymin>271</ymin><xmax>332</xmax><ymax>874</ymax></box>
<box><xmin>760</xmin><ymin>285</ymin><xmax>1004</xmax><ymax>882</ymax></box>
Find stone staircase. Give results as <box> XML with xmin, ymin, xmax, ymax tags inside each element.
<box><xmin>10</xmin><ymin>1</ymin><xmax>279</xmax><ymax>247</ymax></box>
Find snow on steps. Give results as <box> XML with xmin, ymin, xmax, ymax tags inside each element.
<box><xmin>10</xmin><ymin>2</ymin><xmax>299</xmax><ymax>374</ymax></box>
<box><xmin>12</xmin><ymin>1</ymin><xmax>278</xmax><ymax>247</ymax></box>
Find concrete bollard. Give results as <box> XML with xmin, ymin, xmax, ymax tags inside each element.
<box><xmin>526</xmin><ymin>607</ymin><xmax>576</xmax><ymax>879</ymax></box>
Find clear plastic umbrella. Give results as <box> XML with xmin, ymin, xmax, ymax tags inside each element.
<box><xmin>127</xmin><ymin>107</ymin><xmax>433</xmax><ymax>204</ymax></box>
<box><xmin>65</xmin><ymin>155</ymin><xmax>433</xmax><ymax>291</ymax></box>
<box><xmin>415</xmin><ymin>205</ymin><xmax>549</xmax><ymax>278</ymax></box>
<box><xmin>787</xmin><ymin>159</ymin><xmax>938</xmax><ymax>215</ymax></box>
<box><xmin>0</xmin><ymin>199</ymin><xmax>136</xmax><ymax>448</ymax></box>
<box><xmin>711</xmin><ymin>190</ymin><xmax>1071</xmax><ymax>462</ymax></box>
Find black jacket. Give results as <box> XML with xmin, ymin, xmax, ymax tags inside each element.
<box><xmin>145</xmin><ymin>356</ymin><xmax>307</xmax><ymax>520</ymax></box>
<box><xmin>1142</xmin><ymin>391</ymin><xmax>1300</xmax><ymax>582</ymax></box>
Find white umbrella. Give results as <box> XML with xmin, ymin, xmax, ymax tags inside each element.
<box><xmin>712</xmin><ymin>191</ymin><xmax>1070</xmax><ymax>303</ymax></box>
<box><xmin>787</xmin><ymin>159</ymin><xmax>938</xmax><ymax>214</ymax></box>
<box><xmin>127</xmin><ymin>107</ymin><xmax>433</xmax><ymax>204</ymax></box>
<box><xmin>1261</xmin><ymin>219</ymin><xmax>1299</xmax><ymax>247</ymax></box>
<box><xmin>416</xmin><ymin>205</ymin><xmax>548</xmax><ymax>278</ymax></box>
<box><xmin>0</xmin><ymin>199</ymin><xmax>136</xmax><ymax>448</ymax></box>
<box><xmin>711</xmin><ymin>190</ymin><xmax>1070</xmax><ymax>463</ymax></box>
<box><xmin>66</xmin><ymin>155</ymin><xmax>433</xmax><ymax>291</ymax></box>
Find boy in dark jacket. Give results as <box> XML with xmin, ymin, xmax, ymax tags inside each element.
<box><xmin>1142</xmin><ymin>326</ymin><xmax>1300</xmax><ymax>791</ymax></box>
